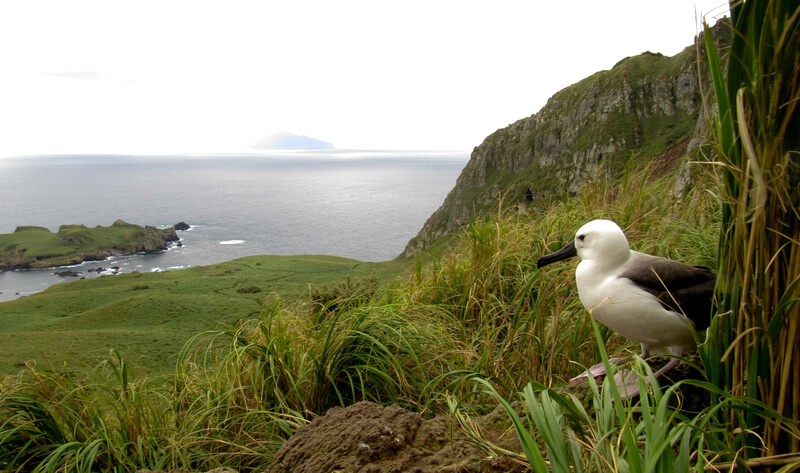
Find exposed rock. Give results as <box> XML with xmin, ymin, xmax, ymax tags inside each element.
<box><xmin>267</xmin><ymin>401</ymin><xmax>525</xmax><ymax>473</ymax></box>
<box><xmin>54</xmin><ymin>270</ymin><xmax>81</xmax><ymax>277</ymax></box>
<box><xmin>173</xmin><ymin>221</ymin><xmax>191</xmax><ymax>231</ymax></box>
<box><xmin>141</xmin><ymin>226</ymin><xmax>174</xmax><ymax>251</ymax></box>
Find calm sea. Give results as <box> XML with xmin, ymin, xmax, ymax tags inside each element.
<box><xmin>0</xmin><ymin>151</ymin><xmax>468</xmax><ymax>301</ymax></box>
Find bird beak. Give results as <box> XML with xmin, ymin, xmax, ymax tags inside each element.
<box><xmin>537</xmin><ymin>241</ymin><xmax>577</xmax><ymax>268</ymax></box>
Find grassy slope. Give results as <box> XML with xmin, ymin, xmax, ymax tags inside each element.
<box><xmin>0</xmin><ymin>255</ymin><xmax>404</xmax><ymax>376</ymax></box>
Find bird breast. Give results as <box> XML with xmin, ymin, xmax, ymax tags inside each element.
<box><xmin>575</xmin><ymin>267</ymin><xmax>696</xmax><ymax>354</ymax></box>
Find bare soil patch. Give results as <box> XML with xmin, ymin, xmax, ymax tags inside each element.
<box><xmin>266</xmin><ymin>401</ymin><xmax>527</xmax><ymax>473</ymax></box>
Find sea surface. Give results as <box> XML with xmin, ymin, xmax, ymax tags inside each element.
<box><xmin>0</xmin><ymin>151</ymin><xmax>468</xmax><ymax>301</ymax></box>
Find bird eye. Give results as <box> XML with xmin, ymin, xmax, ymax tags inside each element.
<box><xmin>577</xmin><ymin>234</ymin><xmax>585</xmax><ymax>242</ymax></box>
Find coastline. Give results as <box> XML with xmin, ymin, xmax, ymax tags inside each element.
<box><xmin>0</xmin><ymin>220</ymin><xmax>188</xmax><ymax>272</ymax></box>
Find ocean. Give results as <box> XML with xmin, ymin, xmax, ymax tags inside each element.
<box><xmin>0</xmin><ymin>151</ymin><xmax>468</xmax><ymax>301</ymax></box>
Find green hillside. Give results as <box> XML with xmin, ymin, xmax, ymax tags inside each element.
<box><xmin>0</xmin><ymin>255</ymin><xmax>401</xmax><ymax>376</ymax></box>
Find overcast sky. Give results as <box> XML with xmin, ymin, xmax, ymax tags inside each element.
<box><xmin>0</xmin><ymin>1</ymin><xmax>727</xmax><ymax>157</ymax></box>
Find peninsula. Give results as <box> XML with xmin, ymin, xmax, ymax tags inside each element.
<box><xmin>0</xmin><ymin>220</ymin><xmax>188</xmax><ymax>271</ymax></box>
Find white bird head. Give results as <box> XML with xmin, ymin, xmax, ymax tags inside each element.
<box><xmin>537</xmin><ymin>219</ymin><xmax>630</xmax><ymax>269</ymax></box>
<box><xmin>573</xmin><ymin>219</ymin><xmax>630</xmax><ymax>267</ymax></box>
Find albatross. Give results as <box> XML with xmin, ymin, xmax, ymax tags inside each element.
<box><xmin>536</xmin><ymin>219</ymin><xmax>715</xmax><ymax>396</ymax></box>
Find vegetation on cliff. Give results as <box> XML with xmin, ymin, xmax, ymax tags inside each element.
<box><xmin>0</xmin><ymin>220</ymin><xmax>184</xmax><ymax>271</ymax></box>
<box><xmin>403</xmin><ymin>20</ymin><xmax>731</xmax><ymax>258</ymax></box>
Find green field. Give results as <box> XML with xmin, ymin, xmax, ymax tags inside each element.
<box><xmin>0</xmin><ymin>255</ymin><xmax>404</xmax><ymax>376</ymax></box>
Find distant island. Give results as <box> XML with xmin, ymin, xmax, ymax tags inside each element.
<box><xmin>252</xmin><ymin>132</ymin><xmax>335</xmax><ymax>150</ymax></box>
<box><xmin>0</xmin><ymin>220</ymin><xmax>189</xmax><ymax>272</ymax></box>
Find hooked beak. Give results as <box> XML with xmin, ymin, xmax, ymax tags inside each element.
<box><xmin>536</xmin><ymin>241</ymin><xmax>577</xmax><ymax>268</ymax></box>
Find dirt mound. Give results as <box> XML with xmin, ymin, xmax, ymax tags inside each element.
<box><xmin>266</xmin><ymin>401</ymin><xmax>527</xmax><ymax>473</ymax></box>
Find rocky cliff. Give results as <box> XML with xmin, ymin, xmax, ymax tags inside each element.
<box><xmin>403</xmin><ymin>22</ymin><xmax>728</xmax><ymax>258</ymax></box>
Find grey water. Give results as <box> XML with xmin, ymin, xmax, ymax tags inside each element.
<box><xmin>0</xmin><ymin>151</ymin><xmax>468</xmax><ymax>302</ymax></box>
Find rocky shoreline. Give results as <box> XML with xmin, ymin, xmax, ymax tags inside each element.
<box><xmin>0</xmin><ymin>220</ymin><xmax>190</xmax><ymax>272</ymax></box>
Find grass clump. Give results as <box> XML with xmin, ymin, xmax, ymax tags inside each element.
<box><xmin>306</xmin><ymin>273</ymin><xmax>380</xmax><ymax>323</ymax></box>
<box><xmin>0</xmin><ymin>352</ymin><xmax>179</xmax><ymax>472</ymax></box>
<box><xmin>701</xmin><ymin>0</ymin><xmax>800</xmax><ymax>462</ymax></box>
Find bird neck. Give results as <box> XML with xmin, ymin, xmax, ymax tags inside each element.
<box><xmin>580</xmin><ymin>248</ymin><xmax>630</xmax><ymax>275</ymax></box>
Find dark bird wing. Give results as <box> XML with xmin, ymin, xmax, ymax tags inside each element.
<box><xmin>620</xmin><ymin>252</ymin><xmax>716</xmax><ymax>330</ymax></box>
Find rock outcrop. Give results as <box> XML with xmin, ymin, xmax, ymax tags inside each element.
<box><xmin>403</xmin><ymin>21</ymin><xmax>729</xmax><ymax>258</ymax></box>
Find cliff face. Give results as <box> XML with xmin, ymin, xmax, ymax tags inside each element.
<box><xmin>403</xmin><ymin>24</ymin><xmax>727</xmax><ymax>258</ymax></box>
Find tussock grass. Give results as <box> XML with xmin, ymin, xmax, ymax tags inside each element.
<box><xmin>461</xmin><ymin>328</ymin><xmax>698</xmax><ymax>473</ymax></box>
<box><xmin>701</xmin><ymin>0</ymin><xmax>800</xmax><ymax>462</ymax></box>
<box><xmin>0</xmin><ymin>352</ymin><xmax>181</xmax><ymax>472</ymax></box>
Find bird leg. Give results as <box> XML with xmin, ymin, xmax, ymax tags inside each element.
<box><xmin>651</xmin><ymin>357</ymin><xmax>682</xmax><ymax>379</ymax></box>
<box><xmin>571</xmin><ymin>342</ymin><xmax>684</xmax><ymax>399</ymax></box>
<box><xmin>614</xmin><ymin>369</ymin><xmax>641</xmax><ymax>399</ymax></box>
<box><xmin>614</xmin><ymin>356</ymin><xmax>683</xmax><ymax>400</ymax></box>
<box><xmin>570</xmin><ymin>357</ymin><xmax>626</xmax><ymax>381</ymax></box>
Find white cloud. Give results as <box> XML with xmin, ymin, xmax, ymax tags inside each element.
<box><xmin>0</xmin><ymin>0</ymin><xmax>728</xmax><ymax>156</ymax></box>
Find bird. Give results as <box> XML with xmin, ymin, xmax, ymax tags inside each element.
<box><xmin>536</xmin><ymin>219</ymin><xmax>715</xmax><ymax>397</ymax></box>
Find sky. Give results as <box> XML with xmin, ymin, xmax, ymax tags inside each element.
<box><xmin>0</xmin><ymin>1</ymin><xmax>728</xmax><ymax>157</ymax></box>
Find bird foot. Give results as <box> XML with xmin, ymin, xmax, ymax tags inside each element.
<box><xmin>613</xmin><ymin>369</ymin><xmax>641</xmax><ymax>399</ymax></box>
<box><xmin>614</xmin><ymin>358</ymin><xmax>684</xmax><ymax>400</ymax></box>
<box><xmin>571</xmin><ymin>357</ymin><xmax>683</xmax><ymax>400</ymax></box>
